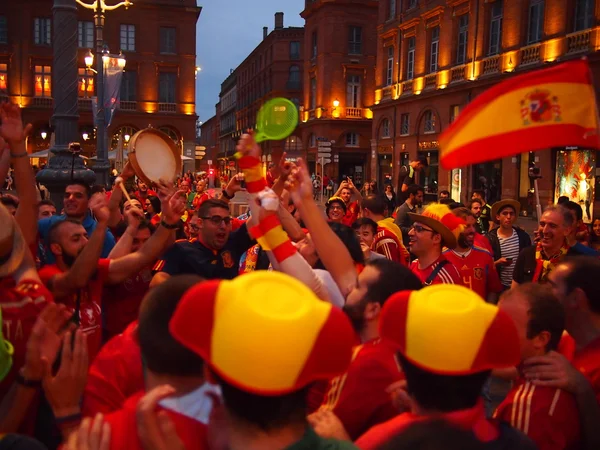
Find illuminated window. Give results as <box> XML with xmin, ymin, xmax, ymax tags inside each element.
<box><xmin>34</xmin><ymin>18</ymin><xmax>51</xmax><ymax>46</ymax></box>
<box><xmin>0</xmin><ymin>64</ymin><xmax>7</xmax><ymax>92</ymax></box>
<box><xmin>488</xmin><ymin>1</ymin><xmax>503</xmax><ymax>55</ymax></box>
<box><xmin>346</xmin><ymin>74</ymin><xmax>361</xmax><ymax>108</ymax></box>
<box><xmin>34</xmin><ymin>65</ymin><xmax>51</xmax><ymax>97</ymax></box>
<box><xmin>456</xmin><ymin>15</ymin><xmax>469</xmax><ymax>64</ymax></box>
<box><xmin>574</xmin><ymin>0</ymin><xmax>594</xmax><ymax>31</ymax></box>
<box><xmin>424</xmin><ymin>110</ymin><xmax>435</xmax><ymax>133</ymax></box>
<box><xmin>349</xmin><ymin>26</ymin><xmax>362</xmax><ymax>55</ymax></box>
<box><xmin>0</xmin><ymin>16</ymin><xmax>7</xmax><ymax>44</ymax></box>
<box><xmin>345</xmin><ymin>133</ymin><xmax>359</xmax><ymax>147</ymax></box>
<box><xmin>77</xmin><ymin>68</ymin><xmax>94</xmax><ymax>97</ymax></box>
<box><xmin>78</xmin><ymin>21</ymin><xmax>93</xmax><ymax>48</ymax></box>
<box><xmin>450</xmin><ymin>105</ymin><xmax>461</xmax><ymax>123</ymax></box>
<box><xmin>400</xmin><ymin>113</ymin><xmax>410</xmax><ymax>135</ymax></box>
<box><xmin>160</xmin><ymin>27</ymin><xmax>176</xmax><ymax>54</ymax></box>
<box><xmin>527</xmin><ymin>0</ymin><xmax>544</xmax><ymax>44</ymax></box>
<box><xmin>429</xmin><ymin>26</ymin><xmax>440</xmax><ymax>73</ymax></box>
<box><xmin>381</xmin><ymin>119</ymin><xmax>390</xmax><ymax>138</ymax></box>
<box><xmin>386</xmin><ymin>46</ymin><xmax>394</xmax><ymax>86</ymax></box>
<box><xmin>406</xmin><ymin>37</ymin><xmax>415</xmax><ymax>80</ymax></box>
<box><xmin>120</xmin><ymin>24</ymin><xmax>135</xmax><ymax>51</ymax></box>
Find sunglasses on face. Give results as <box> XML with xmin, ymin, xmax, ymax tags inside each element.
<box><xmin>201</xmin><ymin>215</ymin><xmax>232</xmax><ymax>226</ymax></box>
<box><xmin>410</xmin><ymin>224</ymin><xmax>435</xmax><ymax>233</ymax></box>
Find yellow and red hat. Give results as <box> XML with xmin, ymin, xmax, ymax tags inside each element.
<box><xmin>169</xmin><ymin>271</ymin><xmax>355</xmax><ymax>395</ymax></box>
<box><xmin>379</xmin><ymin>285</ymin><xmax>520</xmax><ymax>375</ymax></box>
<box><xmin>326</xmin><ymin>196</ymin><xmax>347</xmax><ymax>213</ymax></box>
<box><xmin>408</xmin><ymin>203</ymin><xmax>465</xmax><ymax>249</ymax></box>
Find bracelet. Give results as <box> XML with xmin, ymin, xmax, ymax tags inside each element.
<box><xmin>16</xmin><ymin>370</ymin><xmax>42</xmax><ymax>388</ymax></box>
<box><xmin>10</xmin><ymin>150</ymin><xmax>28</xmax><ymax>158</ymax></box>
<box><xmin>55</xmin><ymin>412</ymin><xmax>82</xmax><ymax>425</ymax></box>
<box><xmin>221</xmin><ymin>190</ymin><xmax>234</xmax><ymax>200</ymax></box>
<box><xmin>160</xmin><ymin>219</ymin><xmax>180</xmax><ymax>230</ymax></box>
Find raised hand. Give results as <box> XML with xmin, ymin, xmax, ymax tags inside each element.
<box><xmin>119</xmin><ymin>161</ymin><xmax>136</xmax><ymax>181</ymax></box>
<box><xmin>284</xmin><ymin>158</ymin><xmax>313</xmax><ymax>208</ymax></box>
<box><xmin>225</xmin><ymin>173</ymin><xmax>244</xmax><ymax>196</ymax></box>
<box><xmin>278</xmin><ymin>152</ymin><xmax>295</xmax><ymax>179</ymax></box>
<box><xmin>255</xmin><ymin>188</ymin><xmax>280</xmax><ymax>222</ymax></box>
<box><xmin>156</xmin><ymin>180</ymin><xmax>185</xmax><ymax>224</ymax></box>
<box><xmin>235</xmin><ymin>130</ymin><xmax>261</xmax><ymax>160</ymax></box>
<box><xmin>307</xmin><ymin>410</ymin><xmax>350</xmax><ymax>441</ymax></box>
<box><xmin>0</xmin><ymin>103</ymin><xmax>32</xmax><ymax>145</ymax></box>
<box><xmin>64</xmin><ymin>413</ymin><xmax>111</xmax><ymax>450</ymax></box>
<box><xmin>124</xmin><ymin>205</ymin><xmax>144</xmax><ymax>230</ymax></box>
<box><xmin>89</xmin><ymin>193</ymin><xmax>111</xmax><ymax>224</ymax></box>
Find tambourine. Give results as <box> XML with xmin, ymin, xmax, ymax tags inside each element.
<box><xmin>128</xmin><ymin>127</ymin><xmax>181</xmax><ymax>186</ymax></box>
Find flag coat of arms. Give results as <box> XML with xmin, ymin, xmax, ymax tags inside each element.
<box><xmin>440</xmin><ymin>59</ymin><xmax>600</xmax><ymax>170</ymax></box>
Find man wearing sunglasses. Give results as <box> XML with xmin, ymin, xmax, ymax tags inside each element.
<box><xmin>152</xmin><ymin>199</ymin><xmax>255</xmax><ymax>283</ymax></box>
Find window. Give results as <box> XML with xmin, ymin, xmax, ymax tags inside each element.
<box><xmin>406</xmin><ymin>37</ymin><xmax>415</xmax><ymax>80</ymax></box>
<box><xmin>160</xmin><ymin>27</ymin><xmax>176</xmax><ymax>54</ymax></box>
<box><xmin>388</xmin><ymin>0</ymin><xmax>396</xmax><ymax>19</ymax></box>
<box><xmin>527</xmin><ymin>0</ymin><xmax>544</xmax><ymax>43</ymax></box>
<box><xmin>450</xmin><ymin>105</ymin><xmax>460</xmax><ymax>123</ymax></box>
<box><xmin>309</xmin><ymin>134</ymin><xmax>317</xmax><ymax>148</ymax></box>
<box><xmin>419</xmin><ymin>151</ymin><xmax>438</xmax><ymax>195</ymax></box>
<box><xmin>456</xmin><ymin>15</ymin><xmax>469</xmax><ymax>64</ymax></box>
<box><xmin>34</xmin><ymin>65</ymin><xmax>51</xmax><ymax>97</ymax></box>
<box><xmin>78</xmin><ymin>21</ymin><xmax>93</xmax><ymax>48</ymax></box>
<box><xmin>386</xmin><ymin>46</ymin><xmax>394</xmax><ymax>86</ymax></box>
<box><xmin>488</xmin><ymin>1</ymin><xmax>503</xmax><ymax>55</ymax></box>
<box><xmin>0</xmin><ymin>16</ymin><xmax>7</xmax><ymax>44</ymax></box>
<box><xmin>34</xmin><ymin>18</ymin><xmax>51</xmax><ymax>45</ymax></box>
<box><xmin>158</xmin><ymin>72</ymin><xmax>176</xmax><ymax>103</ymax></box>
<box><xmin>121</xmin><ymin>71</ymin><xmax>137</xmax><ymax>101</ymax></box>
<box><xmin>0</xmin><ymin>64</ymin><xmax>7</xmax><ymax>92</ymax></box>
<box><xmin>290</xmin><ymin>41</ymin><xmax>300</xmax><ymax>60</ymax></box>
<box><xmin>381</xmin><ymin>119</ymin><xmax>390</xmax><ymax>138</ymax></box>
<box><xmin>400</xmin><ymin>113</ymin><xmax>409</xmax><ymax>135</ymax></box>
<box><xmin>346</xmin><ymin>133</ymin><xmax>359</xmax><ymax>147</ymax></box>
<box><xmin>310</xmin><ymin>77</ymin><xmax>317</xmax><ymax>109</ymax></box>
<box><xmin>424</xmin><ymin>110</ymin><xmax>435</xmax><ymax>133</ymax></box>
<box><xmin>288</xmin><ymin>65</ymin><xmax>301</xmax><ymax>89</ymax></box>
<box><xmin>120</xmin><ymin>24</ymin><xmax>135</xmax><ymax>51</ymax></box>
<box><xmin>312</xmin><ymin>31</ymin><xmax>318</xmax><ymax>59</ymax></box>
<box><xmin>429</xmin><ymin>26</ymin><xmax>440</xmax><ymax>73</ymax></box>
<box><xmin>574</xmin><ymin>0</ymin><xmax>594</xmax><ymax>31</ymax></box>
<box><xmin>346</xmin><ymin>74</ymin><xmax>361</xmax><ymax>108</ymax></box>
<box><xmin>408</xmin><ymin>0</ymin><xmax>418</xmax><ymax>9</ymax></box>
<box><xmin>349</xmin><ymin>26</ymin><xmax>362</xmax><ymax>55</ymax></box>
<box><xmin>78</xmin><ymin>68</ymin><xmax>94</xmax><ymax>97</ymax></box>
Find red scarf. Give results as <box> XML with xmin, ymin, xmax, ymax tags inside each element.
<box><xmin>532</xmin><ymin>241</ymin><xmax>569</xmax><ymax>282</ymax></box>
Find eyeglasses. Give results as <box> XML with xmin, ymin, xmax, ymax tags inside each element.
<box><xmin>410</xmin><ymin>224</ymin><xmax>436</xmax><ymax>233</ymax></box>
<box><xmin>201</xmin><ymin>215</ymin><xmax>232</xmax><ymax>226</ymax></box>
<box><xmin>189</xmin><ymin>223</ymin><xmax>200</xmax><ymax>230</ymax></box>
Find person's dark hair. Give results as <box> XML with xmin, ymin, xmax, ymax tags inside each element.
<box><xmin>449</xmin><ymin>202</ymin><xmax>465</xmax><ymax>210</ymax></box>
<box><xmin>365</xmin><ymin>259</ymin><xmax>422</xmax><ymax>306</ymax></box>
<box><xmin>314</xmin><ymin>222</ymin><xmax>364</xmax><ymax>269</ymax></box>
<box><xmin>66</xmin><ymin>181</ymin><xmax>91</xmax><ymax>198</ymax></box>
<box><xmin>502</xmin><ymin>283</ymin><xmax>565</xmax><ymax>352</ymax></box>
<box><xmin>138</xmin><ymin>275</ymin><xmax>205</xmax><ymax>376</ymax></box>
<box><xmin>561</xmin><ymin>256</ymin><xmax>600</xmax><ymax>314</ymax></box>
<box><xmin>38</xmin><ymin>199</ymin><xmax>56</xmax><ymax>208</ymax></box>
<box><xmin>213</xmin><ymin>373</ymin><xmax>308</xmax><ymax>431</ymax></box>
<box><xmin>472</xmin><ymin>189</ymin><xmax>486</xmax><ymax>201</ymax></box>
<box><xmin>91</xmin><ymin>185</ymin><xmax>106</xmax><ymax>196</ymax></box>
<box><xmin>197</xmin><ymin>198</ymin><xmax>230</xmax><ymax>217</ymax></box>
<box><xmin>360</xmin><ymin>194</ymin><xmax>386</xmax><ymax>216</ymax></box>
<box><xmin>439</xmin><ymin>198</ymin><xmax>454</xmax><ymax>205</ymax></box>
<box><xmin>439</xmin><ymin>190</ymin><xmax>451</xmax><ymax>198</ymax></box>
<box><xmin>398</xmin><ymin>354</ymin><xmax>490</xmax><ymax>413</ymax></box>
<box><xmin>416</xmin><ymin>156</ymin><xmax>429</xmax><ymax>167</ymax></box>
<box><xmin>452</xmin><ymin>207</ymin><xmax>475</xmax><ymax>221</ymax></box>
<box><xmin>564</xmin><ymin>201</ymin><xmax>583</xmax><ymax>222</ymax></box>
<box><xmin>543</xmin><ymin>204</ymin><xmax>574</xmax><ymax>228</ymax></box>
<box><xmin>557</xmin><ymin>196</ymin><xmax>570</xmax><ymax>206</ymax></box>
<box><xmin>47</xmin><ymin>218</ymin><xmax>82</xmax><ymax>246</ymax></box>
<box><xmin>407</xmin><ymin>184</ymin><xmax>424</xmax><ymax>198</ymax></box>
<box><xmin>352</xmin><ymin>217</ymin><xmax>378</xmax><ymax>236</ymax></box>
<box><xmin>138</xmin><ymin>219</ymin><xmax>155</xmax><ymax>234</ymax></box>
<box><xmin>0</xmin><ymin>196</ymin><xmax>18</xmax><ymax>209</ymax></box>
<box><xmin>378</xmin><ymin>420</ymin><xmax>485</xmax><ymax>450</ymax></box>
<box><xmin>147</xmin><ymin>195</ymin><xmax>161</xmax><ymax>214</ymax></box>
<box><xmin>469</xmin><ymin>199</ymin><xmax>483</xmax><ymax>209</ymax></box>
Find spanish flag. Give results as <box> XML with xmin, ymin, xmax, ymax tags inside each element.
<box><xmin>440</xmin><ymin>59</ymin><xmax>600</xmax><ymax>170</ymax></box>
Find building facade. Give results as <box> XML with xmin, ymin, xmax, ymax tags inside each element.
<box><xmin>219</xmin><ymin>72</ymin><xmax>237</xmax><ymax>174</ymax></box>
<box><xmin>198</xmin><ymin>114</ymin><xmax>218</xmax><ymax>173</ymax></box>
<box><xmin>372</xmin><ymin>0</ymin><xmax>600</xmax><ymax>216</ymax></box>
<box><xmin>299</xmin><ymin>0</ymin><xmax>379</xmax><ymax>186</ymax></box>
<box><xmin>0</xmin><ymin>0</ymin><xmax>200</xmax><ymax>169</ymax></box>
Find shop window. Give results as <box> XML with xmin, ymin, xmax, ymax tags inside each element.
<box><xmin>418</xmin><ymin>151</ymin><xmax>438</xmax><ymax>195</ymax></box>
<box><xmin>34</xmin><ymin>65</ymin><xmax>51</xmax><ymax>97</ymax></box>
<box><xmin>78</xmin><ymin>68</ymin><xmax>94</xmax><ymax>97</ymax></box>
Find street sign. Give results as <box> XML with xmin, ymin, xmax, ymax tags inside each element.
<box><xmin>318</xmin><ymin>152</ymin><xmax>331</xmax><ymax>158</ymax></box>
<box><xmin>320</xmin><ymin>158</ymin><xmax>332</xmax><ymax>164</ymax></box>
<box><xmin>333</xmin><ymin>155</ymin><xmax>339</xmax><ymax>162</ymax></box>
<box><xmin>318</xmin><ymin>142</ymin><xmax>332</xmax><ymax>147</ymax></box>
<box><xmin>207</xmin><ymin>159</ymin><xmax>212</xmax><ymax>165</ymax></box>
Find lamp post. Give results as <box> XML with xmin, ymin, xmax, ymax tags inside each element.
<box><xmin>76</xmin><ymin>0</ymin><xmax>132</xmax><ymax>187</ymax></box>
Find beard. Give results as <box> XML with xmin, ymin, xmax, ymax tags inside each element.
<box><xmin>62</xmin><ymin>252</ymin><xmax>77</xmax><ymax>267</ymax></box>
<box><xmin>458</xmin><ymin>234</ymin><xmax>473</xmax><ymax>249</ymax></box>
<box><xmin>342</xmin><ymin>301</ymin><xmax>367</xmax><ymax>334</ymax></box>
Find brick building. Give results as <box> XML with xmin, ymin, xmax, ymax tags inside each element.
<box><xmin>0</xmin><ymin>0</ymin><xmax>200</xmax><ymax>171</ymax></box>
<box><xmin>198</xmin><ymin>114</ymin><xmax>218</xmax><ymax>173</ymax></box>
<box><xmin>299</xmin><ymin>0</ymin><xmax>378</xmax><ymax>186</ymax></box>
<box><xmin>372</xmin><ymin>0</ymin><xmax>600</xmax><ymax>218</ymax></box>
<box><xmin>219</xmin><ymin>71</ymin><xmax>237</xmax><ymax>171</ymax></box>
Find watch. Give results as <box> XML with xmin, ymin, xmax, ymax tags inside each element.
<box><xmin>16</xmin><ymin>369</ymin><xmax>42</xmax><ymax>388</ymax></box>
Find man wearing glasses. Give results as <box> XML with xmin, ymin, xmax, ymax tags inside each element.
<box><xmin>152</xmin><ymin>199</ymin><xmax>255</xmax><ymax>283</ymax></box>
<box><xmin>406</xmin><ymin>204</ymin><xmax>464</xmax><ymax>286</ymax></box>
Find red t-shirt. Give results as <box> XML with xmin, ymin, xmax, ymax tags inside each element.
<box><xmin>82</xmin><ymin>322</ymin><xmax>144</xmax><ymax>417</ymax></box>
<box><xmin>319</xmin><ymin>339</ymin><xmax>402</xmax><ymax>440</ymax></box>
<box><xmin>443</xmin><ymin>247</ymin><xmax>503</xmax><ymax>299</ymax></box>
<box><xmin>0</xmin><ymin>278</ymin><xmax>53</xmax><ymax>398</ymax></box>
<box><xmin>494</xmin><ymin>378</ymin><xmax>581</xmax><ymax>450</ymax></box>
<box><xmin>342</xmin><ymin>201</ymin><xmax>359</xmax><ymax>227</ymax></box>
<box><xmin>39</xmin><ymin>259</ymin><xmax>111</xmax><ymax>362</ymax></box>
<box><xmin>102</xmin><ymin>268</ymin><xmax>152</xmax><ymax>340</ymax></box>
<box><xmin>105</xmin><ymin>391</ymin><xmax>210</xmax><ymax>450</ymax></box>
<box><xmin>409</xmin><ymin>254</ymin><xmax>463</xmax><ymax>286</ymax></box>
<box><xmin>572</xmin><ymin>336</ymin><xmax>600</xmax><ymax>404</ymax></box>
<box><xmin>373</xmin><ymin>228</ymin><xmax>409</xmax><ymax>266</ymax></box>
<box><xmin>356</xmin><ymin>400</ymin><xmax>498</xmax><ymax>449</ymax></box>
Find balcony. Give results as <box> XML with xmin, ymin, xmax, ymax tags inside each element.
<box><xmin>158</xmin><ymin>103</ymin><xmax>177</xmax><ymax>113</ymax></box>
<box><xmin>451</xmin><ymin>65</ymin><xmax>466</xmax><ymax>83</ymax></box>
<box><xmin>32</xmin><ymin>97</ymin><xmax>53</xmax><ymax>107</ymax></box>
<box><xmin>482</xmin><ymin>55</ymin><xmax>500</xmax><ymax>75</ymax></box>
<box><xmin>119</xmin><ymin>101</ymin><xmax>137</xmax><ymax>111</ymax></box>
<box><xmin>78</xmin><ymin>98</ymin><xmax>92</xmax><ymax>110</ymax></box>
<box><xmin>382</xmin><ymin>85</ymin><xmax>393</xmax><ymax>100</ymax></box>
<box><xmin>346</xmin><ymin>107</ymin><xmax>362</xmax><ymax>119</ymax></box>
<box><xmin>401</xmin><ymin>80</ymin><xmax>413</xmax><ymax>95</ymax></box>
<box><xmin>521</xmin><ymin>43</ymin><xmax>541</xmax><ymax>66</ymax></box>
<box><xmin>308</xmin><ymin>109</ymin><xmax>316</xmax><ymax>120</ymax></box>
<box><xmin>566</xmin><ymin>30</ymin><xmax>591</xmax><ymax>55</ymax></box>
<box><xmin>424</xmin><ymin>73</ymin><xmax>437</xmax><ymax>90</ymax></box>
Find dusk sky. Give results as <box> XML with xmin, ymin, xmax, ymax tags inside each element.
<box><xmin>195</xmin><ymin>0</ymin><xmax>305</xmax><ymax>123</ymax></box>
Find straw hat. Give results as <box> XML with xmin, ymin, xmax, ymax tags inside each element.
<box><xmin>491</xmin><ymin>199</ymin><xmax>521</xmax><ymax>220</ymax></box>
<box><xmin>379</xmin><ymin>285</ymin><xmax>520</xmax><ymax>375</ymax></box>
<box><xmin>169</xmin><ymin>271</ymin><xmax>355</xmax><ymax>395</ymax></box>
<box><xmin>0</xmin><ymin>203</ymin><xmax>26</xmax><ymax>278</ymax></box>
<box><xmin>408</xmin><ymin>203</ymin><xmax>465</xmax><ymax>250</ymax></box>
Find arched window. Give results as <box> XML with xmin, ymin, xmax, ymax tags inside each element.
<box><xmin>285</xmin><ymin>135</ymin><xmax>303</xmax><ymax>154</ymax></box>
<box><xmin>111</xmin><ymin>126</ymin><xmax>139</xmax><ymax>150</ymax></box>
<box><xmin>159</xmin><ymin>126</ymin><xmax>182</xmax><ymax>149</ymax></box>
<box><xmin>424</xmin><ymin>110</ymin><xmax>435</xmax><ymax>133</ymax></box>
<box><xmin>381</xmin><ymin>119</ymin><xmax>390</xmax><ymax>138</ymax></box>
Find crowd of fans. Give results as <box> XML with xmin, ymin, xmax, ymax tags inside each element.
<box><xmin>0</xmin><ymin>101</ymin><xmax>600</xmax><ymax>450</ymax></box>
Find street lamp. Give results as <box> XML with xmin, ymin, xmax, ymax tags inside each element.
<box><xmin>76</xmin><ymin>0</ymin><xmax>133</xmax><ymax>187</ymax></box>
<box><xmin>41</xmin><ymin>131</ymin><xmax>48</xmax><ymax>140</ymax></box>
<box><xmin>124</xmin><ymin>133</ymin><xmax>130</xmax><ymax>143</ymax></box>
<box><xmin>82</xmin><ymin>132</ymin><xmax>89</xmax><ymax>141</ymax></box>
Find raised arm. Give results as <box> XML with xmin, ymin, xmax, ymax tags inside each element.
<box><xmin>107</xmin><ymin>207</ymin><xmax>144</xmax><ymax>259</ymax></box>
<box><xmin>107</xmin><ymin>163</ymin><xmax>136</xmax><ymax>228</ymax></box>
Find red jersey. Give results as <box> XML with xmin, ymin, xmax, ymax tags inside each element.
<box><xmin>443</xmin><ymin>247</ymin><xmax>502</xmax><ymax>299</ymax></box>
<box><xmin>83</xmin><ymin>322</ymin><xmax>144</xmax><ymax>417</ymax></box>
<box><xmin>494</xmin><ymin>379</ymin><xmax>581</xmax><ymax>450</ymax></box>
<box><xmin>356</xmin><ymin>400</ymin><xmax>498</xmax><ymax>449</ymax></box>
<box><xmin>105</xmin><ymin>390</ymin><xmax>210</xmax><ymax>450</ymax></box>
<box><xmin>409</xmin><ymin>254</ymin><xmax>463</xmax><ymax>286</ymax></box>
<box><xmin>39</xmin><ymin>259</ymin><xmax>111</xmax><ymax>362</ymax></box>
<box><xmin>102</xmin><ymin>268</ymin><xmax>152</xmax><ymax>339</ymax></box>
<box><xmin>319</xmin><ymin>339</ymin><xmax>402</xmax><ymax>440</ymax></box>
<box><xmin>475</xmin><ymin>233</ymin><xmax>493</xmax><ymax>253</ymax></box>
<box><xmin>572</xmin><ymin>336</ymin><xmax>600</xmax><ymax>404</ymax></box>
<box><xmin>192</xmin><ymin>192</ymin><xmax>210</xmax><ymax>210</ymax></box>
<box><xmin>134</xmin><ymin>190</ymin><xmax>157</xmax><ymax>211</ymax></box>
<box><xmin>373</xmin><ymin>228</ymin><xmax>409</xmax><ymax>266</ymax></box>
<box><xmin>342</xmin><ymin>201</ymin><xmax>359</xmax><ymax>227</ymax></box>
<box><xmin>0</xmin><ymin>278</ymin><xmax>53</xmax><ymax>398</ymax></box>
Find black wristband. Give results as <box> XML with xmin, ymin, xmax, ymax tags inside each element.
<box><xmin>55</xmin><ymin>412</ymin><xmax>82</xmax><ymax>425</ymax></box>
<box><xmin>16</xmin><ymin>371</ymin><xmax>42</xmax><ymax>388</ymax></box>
<box><xmin>221</xmin><ymin>189</ymin><xmax>233</xmax><ymax>200</ymax></box>
<box><xmin>161</xmin><ymin>219</ymin><xmax>180</xmax><ymax>230</ymax></box>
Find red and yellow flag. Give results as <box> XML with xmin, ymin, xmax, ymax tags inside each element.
<box><xmin>440</xmin><ymin>59</ymin><xmax>600</xmax><ymax>170</ymax></box>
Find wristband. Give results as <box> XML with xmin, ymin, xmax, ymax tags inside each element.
<box><xmin>250</xmin><ymin>215</ymin><xmax>297</xmax><ymax>263</ymax></box>
<box><xmin>160</xmin><ymin>219</ymin><xmax>180</xmax><ymax>230</ymax></box>
<box><xmin>10</xmin><ymin>150</ymin><xmax>28</xmax><ymax>158</ymax></box>
<box><xmin>16</xmin><ymin>370</ymin><xmax>42</xmax><ymax>388</ymax></box>
<box><xmin>238</xmin><ymin>155</ymin><xmax>267</xmax><ymax>193</ymax></box>
<box><xmin>221</xmin><ymin>189</ymin><xmax>234</xmax><ymax>200</ymax></box>
<box><xmin>55</xmin><ymin>412</ymin><xmax>82</xmax><ymax>426</ymax></box>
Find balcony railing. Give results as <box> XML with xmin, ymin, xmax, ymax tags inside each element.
<box><xmin>158</xmin><ymin>103</ymin><xmax>177</xmax><ymax>113</ymax></box>
<box><xmin>521</xmin><ymin>43</ymin><xmax>541</xmax><ymax>66</ymax></box>
<box><xmin>451</xmin><ymin>65</ymin><xmax>466</xmax><ymax>83</ymax></box>
<box><xmin>566</xmin><ymin>30</ymin><xmax>591</xmax><ymax>55</ymax></box>
<box><xmin>382</xmin><ymin>85</ymin><xmax>393</xmax><ymax>100</ymax></box>
<box><xmin>346</xmin><ymin>107</ymin><xmax>362</xmax><ymax>118</ymax></box>
<box><xmin>401</xmin><ymin>80</ymin><xmax>413</xmax><ymax>95</ymax></box>
<box><xmin>32</xmin><ymin>97</ymin><xmax>53</xmax><ymax>107</ymax></box>
<box><xmin>308</xmin><ymin>109</ymin><xmax>316</xmax><ymax>120</ymax></box>
<box><xmin>119</xmin><ymin>101</ymin><xmax>137</xmax><ymax>111</ymax></box>
<box><xmin>482</xmin><ymin>55</ymin><xmax>500</xmax><ymax>75</ymax></box>
<box><xmin>78</xmin><ymin>98</ymin><xmax>92</xmax><ymax>110</ymax></box>
<box><xmin>424</xmin><ymin>73</ymin><xmax>437</xmax><ymax>89</ymax></box>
